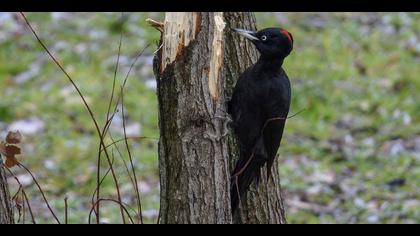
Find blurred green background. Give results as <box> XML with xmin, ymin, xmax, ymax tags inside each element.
<box><xmin>0</xmin><ymin>12</ymin><xmax>419</xmax><ymax>224</ymax></box>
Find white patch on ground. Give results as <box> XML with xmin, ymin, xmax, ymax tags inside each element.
<box><xmin>109</xmin><ymin>111</ymin><xmax>141</xmax><ymax>137</ymax></box>
<box><xmin>16</xmin><ymin>174</ymin><xmax>33</xmax><ymax>187</ymax></box>
<box><xmin>8</xmin><ymin>118</ymin><xmax>45</xmax><ymax>135</ymax></box>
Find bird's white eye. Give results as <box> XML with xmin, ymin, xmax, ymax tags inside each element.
<box><xmin>261</xmin><ymin>35</ymin><xmax>267</xmax><ymax>41</ymax></box>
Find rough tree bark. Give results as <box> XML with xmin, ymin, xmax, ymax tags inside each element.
<box><xmin>153</xmin><ymin>12</ymin><xmax>286</xmax><ymax>224</ymax></box>
<box><xmin>0</xmin><ymin>160</ymin><xmax>13</xmax><ymax>224</ymax></box>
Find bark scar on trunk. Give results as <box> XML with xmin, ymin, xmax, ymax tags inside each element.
<box><xmin>161</xmin><ymin>12</ymin><xmax>201</xmax><ymax>74</ymax></box>
<box><xmin>208</xmin><ymin>13</ymin><xmax>226</xmax><ymax>102</ymax></box>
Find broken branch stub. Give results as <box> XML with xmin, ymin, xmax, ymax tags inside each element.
<box><xmin>146</xmin><ymin>18</ymin><xmax>164</xmax><ymax>33</ymax></box>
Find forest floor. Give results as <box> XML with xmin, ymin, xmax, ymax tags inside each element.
<box><xmin>0</xmin><ymin>12</ymin><xmax>419</xmax><ymax>223</ymax></box>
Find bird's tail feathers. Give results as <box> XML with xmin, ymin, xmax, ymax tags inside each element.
<box><xmin>230</xmin><ymin>139</ymin><xmax>267</xmax><ymax>214</ymax></box>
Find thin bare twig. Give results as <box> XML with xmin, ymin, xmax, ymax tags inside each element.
<box><xmin>93</xmin><ymin>42</ymin><xmax>150</xmax><ymax>224</ymax></box>
<box><xmin>90</xmin><ymin>152</ymin><xmax>116</xmax><ymax>216</ymax></box>
<box><xmin>4</xmin><ymin>166</ymin><xmax>36</xmax><ymax>224</ymax></box>
<box><xmin>94</xmin><ymin>14</ymin><xmax>125</xmax><ymax>224</ymax></box>
<box><xmin>121</xmin><ymin>86</ymin><xmax>143</xmax><ymax>224</ymax></box>
<box><xmin>107</xmin><ymin>14</ymin><xmax>124</xmax><ymax>122</ymax></box>
<box><xmin>19</xmin><ymin>12</ymin><xmax>126</xmax><ymax>224</ymax></box>
<box><xmin>88</xmin><ymin>198</ymin><xmax>135</xmax><ymax>224</ymax></box>
<box><xmin>64</xmin><ymin>197</ymin><xmax>68</xmax><ymax>224</ymax></box>
<box><xmin>100</xmin><ymin>136</ymin><xmax>158</xmax><ymax>153</ymax></box>
<box><xmin>91</xmin><ymin>43</ymin><xmax>149</xmax><ymax>224</ymax></box>
<box><xmin>18</xmin><ymin>163</ymin><xmax>61</xmax><ymax>224</ymax></box>
<box><xmin>22</xmin><ymin>190</ymin><xmax>35</xmax><ymax>224</ymax></box>
<box><xmin>20</xmin><ymin>12</ymin><xmax>153</xmax><ymax>224</ymax></box>
<box><xmin>232</xmin><ymin>109</ymin><xmax>305</xmax><ymax>178</ymax></box>
<box><xmin>109</xmin><ymin>135</ymin><xmax>137</xmax><ymax>191</ymax></box>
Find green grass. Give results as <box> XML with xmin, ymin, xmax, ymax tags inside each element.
<box><xmin>1</xmin><ymin>12</ymin><xmax>419</xmax><ymax>223</ymax></box>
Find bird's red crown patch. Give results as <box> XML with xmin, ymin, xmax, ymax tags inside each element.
<box><xmin>280</xmin><ymin>29</ymin><xmax>292</xmax><ymax>44</ymax></box>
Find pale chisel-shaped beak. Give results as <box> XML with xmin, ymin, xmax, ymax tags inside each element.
<box><xmin>232</xmin><ymin>28</ymin><xmax>259</xmax><ymax>41</ymax></box>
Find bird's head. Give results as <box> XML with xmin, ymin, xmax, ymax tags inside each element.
<box><xmin>233</xmin><ymin>27</ymin><xmax>293</xmax><ymax>58</ymax></box>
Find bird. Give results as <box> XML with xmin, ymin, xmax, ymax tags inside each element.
<box><xmin>228</xmin><ymin>27</ymin><xmax>294</xmax><ymax>214</ymax></box>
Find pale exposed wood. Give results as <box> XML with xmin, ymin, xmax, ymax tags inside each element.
<box><xmin>160</xmin><ymin>12</ymin><xmax>201</xmax><ymax>74</ymax></box>
<box><xmin>146</xmin><ymin>18</ymin><xmax>164</xmax><ymax>33</ymax></box>
<box><xmin>208</xmin><ymin>13</ymin><xmax>226</xmax><ymax>101</ymax></box>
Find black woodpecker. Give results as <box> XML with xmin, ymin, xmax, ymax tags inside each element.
<box><xmin>229</xmin><ymin>27</ymin><xmax>294</xmax><ymax>214</ymax></box>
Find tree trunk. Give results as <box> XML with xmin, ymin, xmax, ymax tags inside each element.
<box><xmin>0</xmin><ymin>160</ymin><xmax>13</xmax><ymax>224</ymax></box>
<box><xmin>154</xmin><ymin>12</ymin><xmax>286</xmax><ymax>224</ymax></box>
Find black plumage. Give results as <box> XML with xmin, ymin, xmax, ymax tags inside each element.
<box><xmin>229</xmin><ymin>27</ymin><xmax>294</xmax><ymax>214</ymax></box>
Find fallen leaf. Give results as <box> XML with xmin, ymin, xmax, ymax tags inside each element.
<box><xmin>6</xmin><ymin>131</ymin><xmax>22</xmax><ymax>144</ymax></box>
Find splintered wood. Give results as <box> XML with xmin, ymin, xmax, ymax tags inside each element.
<box><xmin>161</xmin><ymin>12</ymin><xmax>200</xmax><ymax>72</ymax></box>
<box><xmin>208</xmin><ymin>13</ymin><xmax>226</xmax><ymax>101</ymax></box>
<box><xmin>157</xmin><ymin>12</ymin><xmax>226</xmax><ymax>101</ymax></box>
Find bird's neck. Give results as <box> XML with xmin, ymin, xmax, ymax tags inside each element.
<box><xmin>255</xmin><ymin>55</ymin><xmax>285</xmax><ymax>75</ymax></box>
